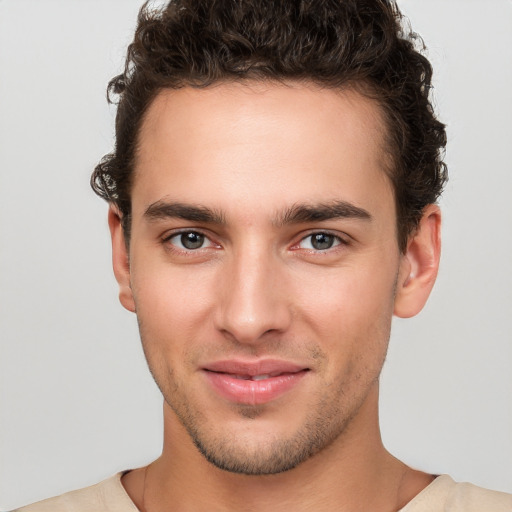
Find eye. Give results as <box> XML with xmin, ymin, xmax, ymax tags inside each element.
<box><xmin>298</xmin><ymin>232</ymin><xmax>343</xmax><ymax>251</ymax></box>
<box><xmin>166</xmin><ymin>231</ymin><xmax>214</xmax><ymax>250</ymax></box>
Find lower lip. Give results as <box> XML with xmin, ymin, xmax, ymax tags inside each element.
<box><xmin>203</xmin><ymin>370</ymin><xmax>308</xmax><ymax>405</ymax></box>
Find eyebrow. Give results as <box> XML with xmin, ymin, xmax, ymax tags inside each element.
<box><xmin>143</xmin><ymin>199</ymin><xmax>371</xmax><ymax>226</ymax></box>
<box><xmin>144</xmin><ymin>201</ymin><xmax>226</xmax><ymax>224</ymax></box>
<box><xmin>276</xmin><ymin>201</ymin><xmax>372</xmax><ymax>226</ymax></box>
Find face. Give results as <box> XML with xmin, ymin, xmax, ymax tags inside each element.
<box><xmin>111</xmin><ymin>82</ymin><xmax>431</xmax><ymax>475</ymax></box>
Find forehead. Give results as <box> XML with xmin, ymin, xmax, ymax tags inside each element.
<box><xmin>133</xmin><ymin>81</ymin><xmax>393</xmax><ymax>223</ymax></box>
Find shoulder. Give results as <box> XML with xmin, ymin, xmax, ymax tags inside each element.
<box><xmin>447</xmin><ymin>480</ymin><xmax>512</xmax><ymax>511</ymax></box>
<box><xmin>401</xmin><ymin>475</ymin><xmax>512</xmax><ymax>512</ymax></box>
<box><xmin>12</xmin><ymin>473</ymin><xmax>139</xmax><ymax>512</ymax></box>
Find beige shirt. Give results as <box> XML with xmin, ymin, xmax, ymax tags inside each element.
<box><xmin>14</xmin><ymin>473</ymin><xmax>512</xmax><ymax>512</ymax></box>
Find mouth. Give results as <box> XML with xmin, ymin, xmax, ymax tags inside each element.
<box><xmin>208</xmin><ymin>370</ymin><xmax>303</xmax><ymax>381</ymax></box>
<box><xmin>202</xmin><ymin>360</ymin><xmax>310</xmax><ymax>405</ymax></box>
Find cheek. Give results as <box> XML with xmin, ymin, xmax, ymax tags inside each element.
<box><xmin>131</xmin><ymin>251</ymin><xmax>213</xmax><ymax>313</ymax></box>
<box><xmin>296</xmin><ymin>261</ymin><xmax>397</xmax><ymax>324</ymax></box>
<box><xmin>294</xmin><ymin>261</ymin><xmax>397</xmax><ymax>371</ymax></box>
<box><xmin>129</xmin><ymin>258</ymin><xmax>217</xmax><ymax>358</ymax></box>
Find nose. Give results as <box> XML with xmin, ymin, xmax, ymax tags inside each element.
<box><xmin>214</xmin><ymin>246</ymin><xmax>292</xmax><ymax>345</ymax></box>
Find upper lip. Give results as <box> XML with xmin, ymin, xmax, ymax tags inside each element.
<box><xmin>202</xmin><ymin>359</ymin><xmax>308</xmax><ymax>376</ymax></box>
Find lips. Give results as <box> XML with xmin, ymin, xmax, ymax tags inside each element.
<box><xmin>228</xmin><ymin>371</ymin><xmax>290</xmax><ymax>381</ymax></box>
<box><xmin>202</xmin><ymin>360</ymin><xmax>309</xmax><ymax>405</ymax></box>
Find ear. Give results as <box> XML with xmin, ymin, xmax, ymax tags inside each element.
<box><xmin>394</xmin><ymin>204</ymin><xmax>441</xmax><ymax>318</ymax></box>
<box><xmin>108</xmin><ymin>206</ymin><xmax>136</xmax><ymax>312</ymax></box>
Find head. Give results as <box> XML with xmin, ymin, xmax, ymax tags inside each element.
<box><xmin>95</xmin><ymin>0</ymin><xmax>446</xmax><ymax>476</ymax></box>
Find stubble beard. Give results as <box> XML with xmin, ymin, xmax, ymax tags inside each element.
<box><xmin>138</xmin><ymin>315</ymin><xmax>392</xmax><ymax>476</ymax></box>
<box><xmin>141</xmin><ymin>342</ymin><xmax>387</xmax><ymax>476</ymax></box>
<box><xmin>155</xmin><ymin>364</ymin><xmax>381</xmax><ymax>476</ymax></box>
<box><xmin>170</xmin><ymin>389</ymin><xmax>352</xmax><ymax>475</ymax></box>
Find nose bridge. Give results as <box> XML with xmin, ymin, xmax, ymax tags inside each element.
<box><xmin>215</xmin><ymin>240</ymin><xmax>290</xmax><ymax>343</ymax></box>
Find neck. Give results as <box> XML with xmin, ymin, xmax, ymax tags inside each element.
<box><xmin>124</xmin><ymin>386</ymin><xmax>433</xmax><ymax>511</ymax></box>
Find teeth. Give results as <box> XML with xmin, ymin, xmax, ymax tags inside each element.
<box><xmin>251</xmin><ymin>374</ymin><xmax>271</xmax><ymax>381</ymax></box>
<box><xmin>231</xmin><ymin>373</ymin><xmax>278</xmax><ymax>381</ymax></box>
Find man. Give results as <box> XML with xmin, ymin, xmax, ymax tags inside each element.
<box><xmin>14</xmin><ymin>0</ymin><xmax>512</xmax><ymax>511</ymax></box>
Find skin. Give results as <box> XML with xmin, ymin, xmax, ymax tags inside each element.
<box><xmin>110</xmin><ymin>82</ymin><xmax>441</xmax><ymax>511</ymax></box>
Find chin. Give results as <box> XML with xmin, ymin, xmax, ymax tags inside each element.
<box><xmin>176</xmin><ymin>401</ymin><xmax>351</xmax><ymax>476</ymax></box>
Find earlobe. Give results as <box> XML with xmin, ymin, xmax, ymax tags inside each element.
<box><xmin>394</xmin><ymin>204</ymin><xmax>441</xmax><ymax>318</ymax></box>
<box><xmin>108</xmin><ymin>206</ymin><xmax>136</xmax><ymax>313</ymax></box>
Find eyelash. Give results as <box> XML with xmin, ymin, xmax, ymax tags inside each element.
<box><xmin>293</xmin><ymin>231</ymin><xmax>348</xmax><ymax>252</ymax></box>
<box><xmin>162</xmin><ymin>230</ymin><xmax>219</xmax><ymax>252</ymax></box>
<box><xmin>162</xmin><ymin>230</ymin><xmax>349</xmax><ymax>254</ymax></box>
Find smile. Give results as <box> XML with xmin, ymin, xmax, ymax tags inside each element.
<box><xmin>230</xmin><ymin>371</ymin><xmax>292</xmax><ymax>381</ymax></box>
<box><xmin>202</xmin><ymin>361</ymin><xmax>310</xmax><ymax>405</ymax></box>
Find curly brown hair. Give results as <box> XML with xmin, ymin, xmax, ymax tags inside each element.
<box><xmin>91</xmin><ymin>0</ymin><xmax>447</xmax><ymax>252</ymax></box>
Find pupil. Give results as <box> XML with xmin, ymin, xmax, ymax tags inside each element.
<box><xmin>312</xmin><ymin>233</ymin><xmax>333</xmax><ymax>250</ymax></box>
<box><xmin>181</xmin><ymin>232</ymin><xmax>204</xmax><ymax>249</ymax></box>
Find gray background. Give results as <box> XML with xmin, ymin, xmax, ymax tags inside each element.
<box><xmin>0</xmin><ymin>0</ymin><xmax>511</xmax><ymax>509</ymax></box>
